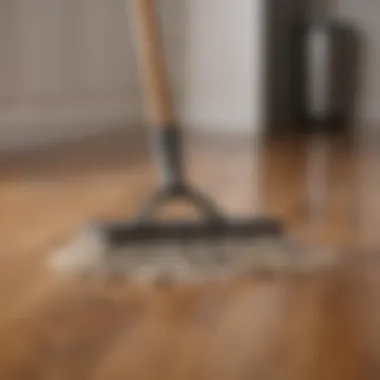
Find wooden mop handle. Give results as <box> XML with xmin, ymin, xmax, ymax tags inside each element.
<box><xmin>132</xmin><ymin>0</ymin><xmax>174</xmax><ymax>126</ymax></box>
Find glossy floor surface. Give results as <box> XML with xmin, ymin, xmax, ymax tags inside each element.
<box><xmin>1</xmin><ymin>132</ymin><xmax>380</xmax><ymax>379</ymax></box>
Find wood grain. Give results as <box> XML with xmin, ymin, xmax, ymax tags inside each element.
<box><xmin>0</xmin><ymin>132</ymin><xmax>379</xmax><ymax>379</ymax></box>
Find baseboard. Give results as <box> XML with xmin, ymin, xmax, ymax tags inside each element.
<box><xmin>179</xmin><ymin>104</ymin><xmax>263</xmax><ymax>137</ymax></box>
<box><xmin>181</xmin><ymin>120</ymin><xmax>263</xmax><ymax>141</ymax></box>
<box><xmin>0</xmin><ymin>94</ymin><xmax>266</xmax><ymax>152</ymax></box>
<box><xmin>0</xmin><ymin>95</ymin><xmax>143</xmax><ymax>151</ymax></box>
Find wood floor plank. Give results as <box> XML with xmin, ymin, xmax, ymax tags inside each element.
<box><xmin>0</xmin><ymin>133</ymin><xmax>379</xmax><ymax>379</ymax></box>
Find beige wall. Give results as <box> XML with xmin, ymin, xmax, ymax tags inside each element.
<box><xmin>182</xmin><ymin>0</ymin><xmax>264</xmax><ymax>135</ymax></box>
<box><xmin>0</xmin><ymin>0</ymin><xmax>263</xmax><ymax>150</ymax></box>
<box><xmin>0</xmin><ymin>0</ymin><xmax>143</xmax><ymax>149</ymax></box>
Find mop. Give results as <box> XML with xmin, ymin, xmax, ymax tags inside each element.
<box><xmin>50</xmin><ymin>0</ymin><xmax>337</xmax><ymax>283</ymax></box>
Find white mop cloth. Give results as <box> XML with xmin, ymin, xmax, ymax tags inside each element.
<box><xmin>49</xmin><ymin>228</ymin><xmax>340</xmax><ymax>283</ymax></box>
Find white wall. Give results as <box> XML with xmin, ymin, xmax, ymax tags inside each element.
<box><xmin>0</xmin><ymin>0</ymin><xmax>143</xmax><ymax>150</ymax></box>
<box><xmin>335</xmin><ymin>0</ymin><xmax>380</xmax><ymax>127</ymax></box>
<box><xmin>182</xmin><ymin>0</ymin><xmax>264</xmax><ymax>135</ymax></box>
<box><xmin>0</xmin><ymin>0</ymin><xmax>263</xmax><ymax>150</ymax></box>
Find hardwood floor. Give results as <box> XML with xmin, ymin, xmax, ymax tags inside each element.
<box><xmin>1</xmin><ymin>132</ymin><xmax>380</xmax><ymax>379</ymax></box>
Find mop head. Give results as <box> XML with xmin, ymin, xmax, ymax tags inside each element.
<box><xmin>49</xmin><ymin>227</ymin><xmax>339</xmax><ymax>284</ymax></box>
